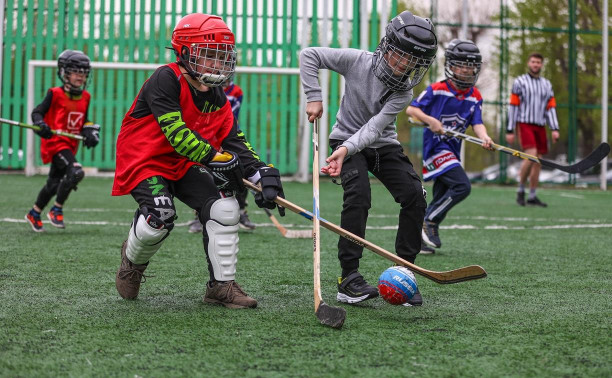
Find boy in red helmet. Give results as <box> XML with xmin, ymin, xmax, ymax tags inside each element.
<box><xmin>25</xmin><ymin>50</ymin><xmax>100</xmax><ymax>232</ymax></box>
<box><xmin>112</xmin><ymin>13</ymin><xmax>285</xmax><ymax>308</ymax></box>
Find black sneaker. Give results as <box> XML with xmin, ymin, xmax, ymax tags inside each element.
<box><xmin>336</xmin><ymin>271</ymin><xmax>379</xmax><ymax>304</ymax></box>
<box><xmin>527</xmin><ymin>196</ymin><xmax>547</xmax><ymax>207</ymax></box>
<box><xmin>239</xmin><ymin>210</ymin><xmax>256</xmax><ymax>230</ymax></box>
<box><xmin>516</xmin><ymin>191</ymin><xmax>526</xmax><ymax>206</ymax></box>
<box><xmin>422</xmin><ymin>221</ymin><xmax>441</xmax><ymax>248</ymax></box>
<box><xmin>402</xmin><ymin>289</ymin><xmax>423</xmax><ymax>307</ymax></box>
<box><xmin>420</xmin><ymin>242</ymin><xmax>435</xmax><ymax>255</ymax></box>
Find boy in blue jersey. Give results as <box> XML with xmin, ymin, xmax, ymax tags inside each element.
<box><xmin>406</xmin><ymin>39</ymin><xmax>493</xmax><ymax>253</ymax></box>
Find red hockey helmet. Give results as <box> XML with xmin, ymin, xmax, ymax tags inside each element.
<box><xmin>171</xmin><ymin>13</ymin><xmax>236</xmax><ymax>87</ymax></box>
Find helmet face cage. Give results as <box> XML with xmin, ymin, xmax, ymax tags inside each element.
<box><xmin>373</xmin><ymin>37</ymin><xmax>435</xmax><ymax>91</ymax></box>
<box><xmin>185</xmin><ymin>43</ymin><xmax>237</xmax><ymax>87</ymax></box>
<box><xmin>445</xmin><ymin>59</ymin><xmax>481</xmax><ymax>89</ymax></box>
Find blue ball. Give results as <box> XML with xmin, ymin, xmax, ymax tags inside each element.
<box><xmin>378</xmin><ymin>266</ymin><xmax>418</xmax><ymax>305</ymax></box>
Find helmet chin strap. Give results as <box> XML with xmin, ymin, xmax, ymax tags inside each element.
<box><xmin>176</xmin><ymin>47</ymin><xmax>201</xmax><ymax>82</ymax></box>
<box><xmin>177</xmin><ymin>57</ymin><xmax>200</xmax><ymax>82</ymax></box>
<box><xmin>63</xmin><ymin>80</ymin><xmax>84</xmax><ymax>96</ymax></box>
<box><xmin>451</xmin><ymin>78</ymin><xmax>471</xmax><ymax>90</ymax></box>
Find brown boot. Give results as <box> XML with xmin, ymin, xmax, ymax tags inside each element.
<box><xmin>203</xmin><ymin>280</ymin><xmax>257</xmax><ymax>309</ymax></box>
<box><xmin>116</xmin><ymin>241</ymin><xmax>149</xmax><ymax>299</ymax></box>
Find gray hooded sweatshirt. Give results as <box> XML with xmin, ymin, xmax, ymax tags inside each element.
<box><xmin>299</xmin><ymin>47</ymin><xmax>414</xmax><ymax>156</ymax></box>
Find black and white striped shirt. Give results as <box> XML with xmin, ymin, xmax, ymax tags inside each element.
<box><xmin>507</xmin><ymin>73</ymin><xmax>559</xmax><ymax>132</ymax></box>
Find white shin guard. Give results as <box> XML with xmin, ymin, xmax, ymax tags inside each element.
<box><xmin>206</xmin><ymin>197</ymin><xmax>240</xmax><ymax>281</ymax></box>
<box><xmin>126</xmin><ymin>213</ymin><xmax>169</xmax><ymax>265</ymax></box>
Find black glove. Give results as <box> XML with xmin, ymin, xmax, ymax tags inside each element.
<box><xmin>34</xmin><ymin>120</ymin><xmax>53</xmax><ymax>139</ymax></box>
<box><xmin>207</xmin><ymin>151</ymin><xmax>246</xmax><ymax>193</ymax></box>
<box><xmin>81</xmin><ymin>124</ymin><xmax>100</xmax><ymax>148</ymax></box>
<box><xmin>254</xmin><ymin>166</ymin><xmax>285</xmax><ymax>216</ymax></box>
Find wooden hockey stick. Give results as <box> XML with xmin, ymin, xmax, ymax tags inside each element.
<box><xmin>243</xmin><ymin>180</ymin><xmax>487</xmax><ymax>285</ymax></box>
<box><xmin>411</xmin><ymin>121</ymin><xmax>610</xmax><ymax>174</ymax></box>
<box><xmin>311</xmin><ymin>118</ymin><xmax>346</xmax><ymax>329</ymax></box>
<box><xmin>0</xmin><ymin>117</ymin><xmax>85</xmax><ymax>140</ymax></box>
<box><xmin>263</xmin><ymin>208</ymin><xmax>313</xmax><ymax>238</ymax></box>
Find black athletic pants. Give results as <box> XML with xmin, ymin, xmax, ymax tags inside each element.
<box><xmin>331</xmin><ymin>141</ymin><xmax>427</xmax><ymax>273</ymax></box>
<box><xmin>35</xmin><ymin>149</ymin><xmax>79</xmax><ymax>209</ymax></box>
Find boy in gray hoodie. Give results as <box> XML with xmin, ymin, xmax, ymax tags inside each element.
<box><xmin>300</xmin><ymin>11</ymin><xmax>437</xmax><ymax>306</ymax></box>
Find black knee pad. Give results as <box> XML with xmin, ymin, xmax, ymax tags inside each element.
<box><xmin>62</xmin><ymin>164</ymin><xmax>85</xmax><ymax>190</ymax></box>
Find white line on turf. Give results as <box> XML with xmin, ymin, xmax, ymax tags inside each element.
<box><xmin>559</xmin><ymin>192</ymin><xmax>585</xmax><ymax>199</ymax></box>
<box><xmin>3</xmin><ymin>218</ymin><xmax>132</xmax><ymax>226</ymax></box>
<box><xmin>5</xmin><ymin>218</ymin><xmax>612</xmax><ymax>230</ymax></box>
<box><xmin>246</xmin><ymin>210</ymin><xmax>606</xmax><ymax>223</ymax></box>
<box><xmin>362</xmin><ymin>214</ymin><xmax>608</xmax><ymax>223</ymax></box>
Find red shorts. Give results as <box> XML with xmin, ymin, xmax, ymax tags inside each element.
<box><xmin>518</xmin><ymin>122</ymin><xmax>548</xmax><ymax>154</ymax></box>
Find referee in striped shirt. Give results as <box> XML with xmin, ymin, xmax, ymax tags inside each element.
<box><xmin>505</xmin><ymin>52</ymin><xmax>560</xmax><ymax>207</ymax></box>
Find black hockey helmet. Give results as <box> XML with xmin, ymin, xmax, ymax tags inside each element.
<box><xmin>372</xmin><ymin>11</ymin><xmax>438</xmax><ymax>91</ymax></box>
<box><xmin>444</xmin><ymin>39</ymin><xmax>482</xmax><ymax>89</ymax></box>
<box><xmin>57</xmin><ymin>50</ymin><xmax>91</xmax><ymax>95</ymax></box>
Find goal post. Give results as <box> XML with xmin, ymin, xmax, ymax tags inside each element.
<box><xmin>25</xmin><ymin>60</ymin><xmax>318</xmax><ymax>181</ymax></box>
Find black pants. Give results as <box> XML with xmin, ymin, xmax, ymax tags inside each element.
<box><xmin>130</xmin><ymin>164</ymin><xmax>224</xmax><ymax>280</ymax></box>
<box><xmin>35</xmin><ymin>149</ymin><xmax>79</xmax><ymax>209</ymax></box>
<box><xmin>331</xmin><ymin>141</ymin><xmax>427</xmax><ymax>272</ymax></box>
<box><xmin>425</xmin><ymin>165</ymin><xmax>471</xmax><ymax>224</ymax></box>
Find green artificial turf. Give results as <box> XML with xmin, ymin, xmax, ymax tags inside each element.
<box><xmin>0</xmin><ymin>175</ymin><xmax>610</xmax><ymax>377</ymax></box>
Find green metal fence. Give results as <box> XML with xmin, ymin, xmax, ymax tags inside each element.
<box><xmin>1</xmin><ymin>0</ymin><xmax>399</xmax><ymax>174</ymax></box>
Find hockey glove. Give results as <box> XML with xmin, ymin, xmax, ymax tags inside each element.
<box><xmin>254</xmin><ymin>166</ymin><xmax>285</xmax><ymax>216</ymax></box>
<box><xmin>207</xmin><ymin>151</ymin><xmax>246</xmax><ymax>193</ymax></box>
<box><xmin>81</xmin><ymin>123</ymin><xmax>100</xmax><ymax>148</ymax></box>
<box><xmin>34</xmin><ymin>120</ymin><xmax>53</xmax><ymax>139</ymax></box>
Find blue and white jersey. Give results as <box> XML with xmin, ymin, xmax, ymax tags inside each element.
<box><xmin>410</xmin><ymin>80</ymin><xmax>483</xmax><ymax>181</ymax></box>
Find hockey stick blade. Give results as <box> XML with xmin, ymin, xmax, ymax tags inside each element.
<box><xmin>243</xmin><ymin>180</ymin><xmax>487</xmax><ymax>284</ymax></box>
<box><xmin>263</xmin><ymin>208</ymin><xmax>312</xmax><ymax>238</ymax></box>
<box><xmin>316</xmin><ymin>302</ymin><xmax>346</xmax><ymax>329</ymax></box>
<box><xmin>539</xmin><ymin>142</ymin><xmax>610</xmax><ymax>173</ymax></box>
